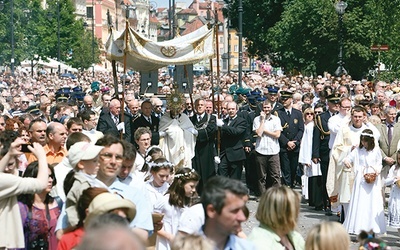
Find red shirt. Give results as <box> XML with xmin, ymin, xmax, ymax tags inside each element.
<box><xmin>58</xmin><ymin>227</ymin><xmax>85</xmax><ymax>250</ymax></box>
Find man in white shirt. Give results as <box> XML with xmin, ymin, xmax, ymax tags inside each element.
<box><xmin>253</xmin><ymin>100</ymin><xmax>282</xmax><ymax>194</ymax></box>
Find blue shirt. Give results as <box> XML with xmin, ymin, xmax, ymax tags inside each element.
<box><xmin>199</xmin><ymin>228</ymin><xmax>256</xmax><ymax>250</ymax></box>
<box><xmin>109</xmin><ymin>179</ymin><xmax>154</xmax><ymax>231</ymax></box>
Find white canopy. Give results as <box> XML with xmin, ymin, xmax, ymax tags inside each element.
<box><xmin>20</xmin><ymin>57</ymin><xmax>77</xmax><ymax>72</ymax></box>
<box><xmin>105</xmin><ymin>25</ymin><xmax>216</xmax><ymax>72</ymax></box>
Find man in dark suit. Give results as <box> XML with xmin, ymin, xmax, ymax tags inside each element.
<box><xmin>277</xmin><ymin>91</ymin><xmax>304</xmax><ymax>188</ymax></box>
<box><xmin>216</xmin><ymin>101</ymin><xmax>247</xmax><ymax>180</ymax></box>
<box><xmin>96</xmin><ymin>99</ymin><xmax>131</xmax><ymax>141</ymax></box>
<box><xmin>183</xmin><ymin>98</ymin><xmax>195</xmax><ymax>118</ymax></box>
<box><xmin>311</xmin><ymin>93</ymin><xmax>341</xmax><ymax>215</ymax></box>
<box><xmin>131</xmin><ymin>100</ymin><xmax>161</xmax><ymax>145</ymax></box>
<box><xmin>190</xmin><ymin>98</ymin><xmax>217</xmax><ymax>193</ymax></box>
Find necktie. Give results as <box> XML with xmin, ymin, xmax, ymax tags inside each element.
<box><xmin>113</xmin><ymin>116</ymin><xmax>119</xmax><ymax>125</ymax></box>
<box><xmin>388</xmin><ymin>124</ymin><xmax>393</xmax><ymax>146</ymax></box>
<box><xmin>198</xmin><ymin>115</ymin><xmax>202</xmax><ymax>122</ymax></box>
<box><xmin>147</xmin><ymin>117</ymin><xmax>152</xmax><ymax>124</ymax></box>
<box><xmin>287</xmin><ymin>110</ymin><xmax>290</xmax><ymax>116</ymax></box>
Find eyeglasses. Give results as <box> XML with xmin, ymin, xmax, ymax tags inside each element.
<box><xmin>305</xmin><ymin>113</ymin><xmax>314</xmax><ymax>116</ymax></box>
<box><xmin>22</xmin><ymin>101</ymin><xmax>29</xmax><ymax>104</ymax></box>
<box><xmin>100</xmin><ymin>153</ymin><xmax>124</xmax><ymax>163</ymax></box>
<box><xmin>315</xmin><ymin>111</ymin><xmax>322</xmax><ymax>115</ymax></box>
<box><xmin>156</xmin><ymin>105</ymin><xmax>163</xmax><ymax>108</ymax></box>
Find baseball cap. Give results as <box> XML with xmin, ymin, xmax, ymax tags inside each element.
<box><xmin>67</xmin><ymin>142</ymin><xmax>104</xmax><ymax>168</ymax></box>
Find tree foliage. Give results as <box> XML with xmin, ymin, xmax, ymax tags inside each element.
<box><xmin>226</xmin><ymin>0</ymin><xmax>400</xmax><ymax>79</ymax></box>
<box><xmin>0</xmin><ymin>0</ymin><xmax>100</xmax><ymax>71</ymax></box>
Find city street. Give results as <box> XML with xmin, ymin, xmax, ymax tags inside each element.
<box><xmin>242</xmin><ymin>187</ymin><xmax>400</xmax><ymax>249</ymax></box>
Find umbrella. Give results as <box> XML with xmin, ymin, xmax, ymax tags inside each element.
<box><xmin>60</xmin><ymin>73</ymin><xmax>77</xmax><ymax>79</ymax></box>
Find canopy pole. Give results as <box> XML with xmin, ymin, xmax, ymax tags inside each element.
<box><xmin>120</xmin><ymin>20</ymin><xmax>129</xmax><ymax>140</ymax></box>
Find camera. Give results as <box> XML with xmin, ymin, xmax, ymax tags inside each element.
<box><xmin>30</xmin><ymin>238</ymin><xmax>48</xmax><ymax>250</ymax></box>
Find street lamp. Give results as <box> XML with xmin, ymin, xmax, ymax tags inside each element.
<box><xmin>335</xmin><ymin>0</ymin><xmax>347</xmax><ymax>76</ymax></box>
<box><xmin>57</xmin><ymin>0</ymin><xmax>60</xmax><ymax>75</ymax></box>
<box><xmin>0</xmin><ymin>0</ymin><xmax>15</xmax><ymax>76</ymax></box>
<box><xmin>238</xmin><ymin>0</ymin><xmax>243</xmax><ymax>87</ymax></box>
<box><xmin>47</xmin><ymin>2</ymin><xmax>61</xmax><ymax>74</ymax></box>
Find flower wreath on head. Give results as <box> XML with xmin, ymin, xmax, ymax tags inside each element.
<box><xmin>174</xmin><ymin>169</ymin><xmax>195</xmax><ymax>179</ymax></box>
<box><xmin>145</xmin><ymin>145</ymin><xmax>162</xmax><ymax>162</ymax></box>
<box><xmin>361</xmin><ymin>132</ymin><xmax>374</xmax><ymax>138</ymax></box>
<box><xmin>147</xmin><ymin>160</ymin><xmax>174</xmax><ymax>170</ymax></box>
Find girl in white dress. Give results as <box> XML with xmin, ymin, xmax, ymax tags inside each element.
<box><xmin>141</xmin><ymin>146</ymin><xmax>164</xmax><ymax>183</ymax></box>
<box><xmin>145</xmin><ymin>157</ymin><xmax>173</xmax><ymax>208</ymax></box>
<box><xmin>343</xmin><ymin>129</ymin><xmax>386</xmax><ymax>234</ymax></box>
<box><xmin>385</xmin><ymin>149</ymin><xmax>400</xmax><ymax>237</ymax></box>
<box><xmin>154</xmin><ymin>167</ymin><xmax>200</xmax><ymax>250</ymax></box>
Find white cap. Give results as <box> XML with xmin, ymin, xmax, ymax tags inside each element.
<box><xmin>67</xmin><ymin>142</ymin><xmax>104</xmax><ymax>168</ymax></box>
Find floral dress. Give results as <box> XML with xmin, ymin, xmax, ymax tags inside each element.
<box><xmin>18</xmin><ymin>202</ymin><xmax>61</xmax><ymax>250</ymax></box>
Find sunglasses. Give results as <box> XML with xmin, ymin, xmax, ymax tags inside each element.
<box><xmin>315</xmin><ymin>111</ymin><xmax>322</xmax><ymax>114</ymax></box>
<box><xmin>22</xmin><ymin>101</ymin><xmax>29</xmax><ymax>104</ymax></box>
<box><xmin>305</xmin><ymin>112</ymin><xmax>314</xmax><ymax>116</ymax></box>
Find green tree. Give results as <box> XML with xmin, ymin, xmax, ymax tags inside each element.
<box><xmin>0</xmin><ymin>0</ymin><xmax>100</xmax><ymax>72</ymax></box>
<box><xmin>224</xmin><ymin>0</ymin><xmax>286</xmax><ymax>57</ymax></box>
<box><xmin>227</xmin><ymin>0</ymin><xmax>400</xmax><ymax>79</ymax></box>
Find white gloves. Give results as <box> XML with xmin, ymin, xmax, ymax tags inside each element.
<box><xmin>117</xmin><ymin>122</ymin><xmax>125</xmax><ymax>133</ymax></box>
<box><xmin>216</xmin><ymin>119</ymin><xmax>224</xmax><ymax>127</ymax></box>
<box><xmin>159</xmin><ymin>131</ymin><xmax>166</xmax><ymax>137</ymax></box>
<box><xmin>214</xmin><ymin>156</ymin><xmax>221</xmax><ymax>164</ymax></box>
<box><xmin>186</xmin><ymin>128</ymin><xmax>198</xmax><ymax>136</ymax></box>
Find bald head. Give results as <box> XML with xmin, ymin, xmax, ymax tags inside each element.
<box><xmin>83</xmin><ymin>95</ymin><xmax>93</xmax><ymax>110</ymax></box>
<box><xmin>128</xmin><ymin>99</ymin><xmax>139</xmax><ymax>115</ymax></box>
<box><xmin>109</xmin><ymin>99</ymin><xmax>121</xmax><ymax>116</ymax></box>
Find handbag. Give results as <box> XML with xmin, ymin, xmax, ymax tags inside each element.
<box><xmin>363</xmin><ymin>166</ymin><xmax>377</xmax><ymax>184</ymax></box>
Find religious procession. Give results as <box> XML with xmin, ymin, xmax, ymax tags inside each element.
<box><xmin>1</xmin><ymin>0</ymin><xmax>399</xmax><ymax>249</ymax></box>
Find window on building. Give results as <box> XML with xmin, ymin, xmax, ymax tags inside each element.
<box><xmin>87</xmin><ymin>7</ymin><xmax>93</xmax><ymax>19</ymax></box>
<box><xmin>219</xmin><ymin>37</ymin><xmax>223</xmax><ymax>43</ymax></box>
<box><xmin>234</xmin><ymin>45</ymin><xmax>238</xmax><ymax>52</ymax></box>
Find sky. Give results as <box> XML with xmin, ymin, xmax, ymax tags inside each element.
<box><xmin>153</xmin><ymin>0</ymin><xmax>193</xmax><ymax>9</ymax></box>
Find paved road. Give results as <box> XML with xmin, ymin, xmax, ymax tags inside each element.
<box><xmin>242</xmin><ymin>188</ymin><xmax>400</xmax><ymax>249</ymax></box>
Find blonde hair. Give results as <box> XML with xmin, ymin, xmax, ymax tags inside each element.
<box><xmin>171</xmin><ymin>234</ymin><xmax>214</xmax><ymax>250</ymax></box>
<box><xmin>305</xmin><ymin>221</ymin><xmax>350</xmax><ymax>250</ymax></box>
<box><xmin>255</xmin><ymin>186</ymin><xmax>300</xmax><ymax>232</ymax></box>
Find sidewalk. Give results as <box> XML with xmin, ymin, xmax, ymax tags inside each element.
<box><xmin>242</xmin><ymin>188</ymin><xmax>400</xmax><ymax>249</ymax></box>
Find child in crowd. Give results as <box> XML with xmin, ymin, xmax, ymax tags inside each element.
<box><xmin>358</xmin><ymin>231</ymin><xmax>391</xmax><ymax>250</ymax></box>
<box><xmin>154</xmin><ymin>167</ymin><xmax>200</xmax><ymax>250</ymax></box>
<box><xmin>145</xmin><ymin>157</ymin><xmax>174</xmax><ymax>208</ymax></box>
<box><xmin>385</xmin><ymin>149</ymin><xmax>400</xmax><ymax>238</ymax></box>
<box><xmin>141</xmin><ymin>145</ymin><xmax>164</xmax><ymax>181</ymax></box>
<box><xmin>342</xmin><ymin>129</ymin><xmax>386</xmax><ymax>235</ymax></box>
<box><xmin>63</xmin><ymin>142</ymin><xmax>104</xmax><ymax>227</ymax></box>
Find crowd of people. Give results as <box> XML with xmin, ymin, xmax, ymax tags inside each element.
<box><xmin>0</xmin><ymin>68</ymin><xmax>398</xmax><ymax>249</ymax></box>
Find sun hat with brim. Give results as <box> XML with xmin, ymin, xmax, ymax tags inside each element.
<box><xmin>85</xmin><ymin>192</ymin><xmax>137</xmax><ymax>226</ymax></box>
<box><xmin>67</xmin><ymin>142</ymin><xmax>104</xmax><ymax>168</ymax></box>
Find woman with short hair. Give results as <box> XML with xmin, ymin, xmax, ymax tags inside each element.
<box><xmin>248</xmin><ymin>186</ymin><xmax>305</xmax><ymax>250</ymax></box>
